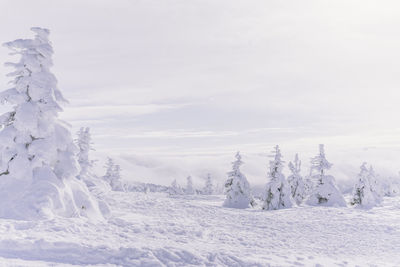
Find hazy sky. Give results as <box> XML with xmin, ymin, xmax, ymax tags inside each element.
<box><xmin>1</xmin><ymin>1</ymin><xmax>400</xmax><ymax>185</ymax></box>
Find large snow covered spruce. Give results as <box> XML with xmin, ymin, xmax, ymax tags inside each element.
<box><xmin>0</xmin><ymin>27</ymin><xmax>104</xmax><ymax>220</ymax></box>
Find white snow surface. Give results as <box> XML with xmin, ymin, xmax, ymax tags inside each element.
<box><xmin>0</xmin><ymin>192</ymin><xmax>398</xmax><ymax>266</ymax></box>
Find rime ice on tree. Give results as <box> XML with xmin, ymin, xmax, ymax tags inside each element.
<box><xmin>287</xmin><ymin>154</ymin><xmax>307</xmax><ymax>205</ymax></box>
<box><xmin>223</xmin><ymin>152</ymin><xmax>255</xmax><ymax>209</ymax></box>
<box><xmin>262</xmin><ymin>145</ymin><xmax>293</xmax><ymax>210</ymax></box>
<box><xmin>367</xmin><ymin>165</ymin><xmax>383</xmax><ymax>204</ymax></box>
<box><xmin>76</xmin><ymin>127</ymin><xmax>96</xmax><ymax>186</ymax></box>
<box><xmin>203</xmin><ymin>173</ymin><xmax>213</xmax><ymax>195</ymax></box>
<box><xmin>103</xmin><ymin>158</ymin><xmax>124</xmax><ymax>191</ymax></box>
<box><xmin>0</xmin><ymin>28</ymin><xmax>103</xmax><ymax>220</ymax></box>
<box><xmin>185</xmin><ymin>176</ymin><xmax>195</xmax><ymax>195</ymax></box>
<box><xmin>350</xmin><ymin>162</ymin><xmax>378</xmax><ymax>208</ymax></box>
<box><xmin>169</xmin><ymin>179</ymin><xmax>184</xmax><ymax>195</ymax></box>
<box><xmin>306</xmin><ymin>144</ymin><xmax>346</xmax><ymax>207</ymax></box>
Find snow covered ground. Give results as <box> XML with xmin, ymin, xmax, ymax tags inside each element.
<box><xmin>0</xmin><ymin>192</ymin><xmax>398</xmax><ymax>266</ymax></box>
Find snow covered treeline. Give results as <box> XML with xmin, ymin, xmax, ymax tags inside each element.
<box><xmin>159</xmin><ymin>145</ymin><xmax>396</xmax><ymax>211</ymax></box>
<box><xmin>167</xmin><ymin>173</ymin><xmax>218</xmax><ymax>196</ymax></box>
<box><xmin>220</xmin><ymin>144</ymin><xmax>398</xmax><ymax>211</ymax></box>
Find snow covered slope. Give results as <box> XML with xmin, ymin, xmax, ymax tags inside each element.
<box><xmin>0</xmin><ymin>192</ymin><xmax>398</xmax><ymax>266</ymax></box>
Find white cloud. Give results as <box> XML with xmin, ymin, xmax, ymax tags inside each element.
<box><xmin>2</xmin><ymin>0</ymin><xmax>400</xmax><ymax>185</ymax></box>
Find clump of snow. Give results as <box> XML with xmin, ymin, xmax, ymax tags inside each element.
<box><xmin>223</xmin><ymin>152</ymin><xmax>256</xmax><ymax>208</ymax></box>
<box><xmin>306</xmin><ymin>144</ymin><xmax>346</xmax><ymax>207</ymax></box>
<box><xmin>262</xmin><ymin>145</ymin><xmax>293</xmax><ymax>210</ymax></box>
<box><xmin>0</xmin><ymin>27</ymin><xmax>103</xmax><ymax>221</ymax></box>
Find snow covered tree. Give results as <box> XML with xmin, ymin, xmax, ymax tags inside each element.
<box><xmin>287</xmin><ymin>153</ymin><xmax>306</xmax><ymax>205</ymax></box>
<box><xmin>0</xmin><ymin>27</ymin><xmax>103</xmax><ymax>220</ymax></box>
<box><xmin>223</xmin><ymin>152</ymin><xmax>256</xmax><ymax>208</ymax></box>
<box><xmin>306</xmin><ymin>144</ymin><xmax>346</xmax><ymax>207</ymax></box>
<box><xmin>378</xmin><ymin>171</ymin><xmax>400</xmax><ymax>197</ymax></box>
<box><xmin>103</xmin><ymin>158</ymin><xmax>114</xmax><ymax>183</ymax></box>
<box><xmin>75</xmin><ymin>127</ymin><xmax>111</xmax><ymax>216</ymax></box>
<box><xmin>262</xmin><ymin>145</ymin><xmax>293</xmax><ymax>210</ymax></box>
<box><xmin>76</xmin><ymin>127</ymin><xmax>95</xmax><ymax>185</ymax></box>
<box><xmin>203</xmin><ymin>173</ymin><xmax>213</xmax><ymax>195</ymax></box>
<box><xmin>185</xmin><ymin>175</ymin><xmax>195</xmax><ymax>195</ymax></box>
<box><xmin>350</xmin><ymin>162</ymin><xmax>377</xmax><ymax>208</ymax></box>
<box><xmin>103</xmin><ymin>158</ymin><xmax>124</xmax><ymax>191</ymax></box>
<box><xmin>169</xmin><ymin>179</ymin><xmax>184</xmax><ymax>195</ymax></box>
<box><xmin>111</xmin><ymin>164</ymin><xmax>123</xmax><ymax>191</ymax></box>
<box><xmin>368</xmin><ymin>166</ymin><xmax>383</xmax><ymax>202</ymax></box>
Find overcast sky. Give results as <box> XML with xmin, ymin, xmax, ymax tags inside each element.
<box><xmin>1</xmin><ymin>0</ymin><xmax>400</xmax><ymax>184</ymax></box>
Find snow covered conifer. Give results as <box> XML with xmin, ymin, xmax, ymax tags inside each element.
<box><xmin>0</xmin><ymin>28</ymin><xmax>103</xmax><ymax>220</ymax></box>
<box><xmin>185</xmin><ymin>175</ymin><xmax>195</xmax><ymax>195</ymax></box>
<box><xmin>76</xmin><ymin>127</ymin><xmax>95</xmax><ymax>185</ymax></box>
<box><xmin>203</xmin><ymin>173</ymin><xmax>213</xmax><ymax>195</ymax></box>
<box><xmin>306</xmin><ymin>144</ymin><xmax>346</xmax><ymax>207</ymax></box>
<box><xmin>103</xmin><ymin>158</ymin><xmax>124</xmax><ymax>191</ymax></box>
<box><xmin>262</xmin><ymin>145</ymin><xmax>293</xmax><ymax>210</ymax></box>
<box><xmin>368</xmin><ymin>166</ymin><xmax>383</xmax><ymax>203</ymax></box>
<box><xmin>287</xmin><ymin>153</ymin><xmax>306</xmax><ymax>205</ymax></box>
<box><xmin>111</xmin><ymin>164</ymin><xmax>124</xmax><ymax>191</ymax></box>
<box><xmin>350</xmin><ymin>162</ymin><xmax>377</xmax><ymax>208</ymax></box>
<box><xmin>169</xmin><ymin>179</ymin><xmax>184</xmax><ymax>195</ymax></box>
<box><xmin>103</xmin><ymin>158</ymin><xmax>114</xmax><ymax>183</ymax></box>
<box><xmin>223</xmin><ymin>152</ymin><xmax>256</xmax><ymax>208</ymax></box>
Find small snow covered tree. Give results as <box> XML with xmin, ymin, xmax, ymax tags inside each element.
<box><xmin>203</xmin><ymin>173</ymin><xmax>213</xmax><ymax>195</ymax></box>
<box><xmin>103</xmin><ymin>158</ymin><xmax>124</xmax><ymax>191</ymax></box>
<box><xmin>368</xmin><ymin>166</ymin><xmax>383</xmax><ymax>203</ymax></box>
<box><xmin>0</xmin><ymin>27</ymin><xmax>103</xmax><ymax>220</ymax></box>
<box><xmin>262</xmin><ymin>145</ymin><xmax>293</xmax><ymax>210</ymax></box>
<box><xmin>306</xmin><ymin>144</ymin><xmax>346</xmax><ymax>207</ymax></box>
<box><xmin>169</xmin><ymin>179</ymin><xmax>184</xmax><ymax>195</ymax></box>
<box><xmin>185</xmin><ymin>175</ymin><xmax>195</xmax><ymax>195</ymax></box>
<box><xmin>76</xmin><ymin>127</ymin><xmax>95</xmax><ymax>185</ymax></box>
<box><xmin>287</xmin><ymin>153</ymin><xmax>306</xmax><ymax>205</ymax></box>
<box><xmin>223</xmin><ymin>152</ymin><xmax>256</xmax><ymax>208</ymax></box>
<box><xmin>350</xmin><ymin>162</ymin><xmax>377</xmax><ymax>208</ymax></box>
<box><xmin>75</xmin><ymin>127</ymin><xmax>111</xmax><ymax>216</ymax></box>
<box><xmin>103</xmin><ymin>158</ymin><xmax>114</xmax><ymax>182</ymax></box>
<box><xmin>111</xmin><ymin>164</ymin><xmax>123</xmax><ymax>191</ymax></box>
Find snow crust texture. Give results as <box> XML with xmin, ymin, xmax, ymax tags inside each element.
<box><xmin>0</xmin><ymin>192</ymin><xmax>398</xmax><ymax>266</ymax></box>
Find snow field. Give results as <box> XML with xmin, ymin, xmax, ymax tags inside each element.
<box><xmin>0</xmin><ymin>192</ymin><xmax>398</xmax><ymax>266</ymax></box>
